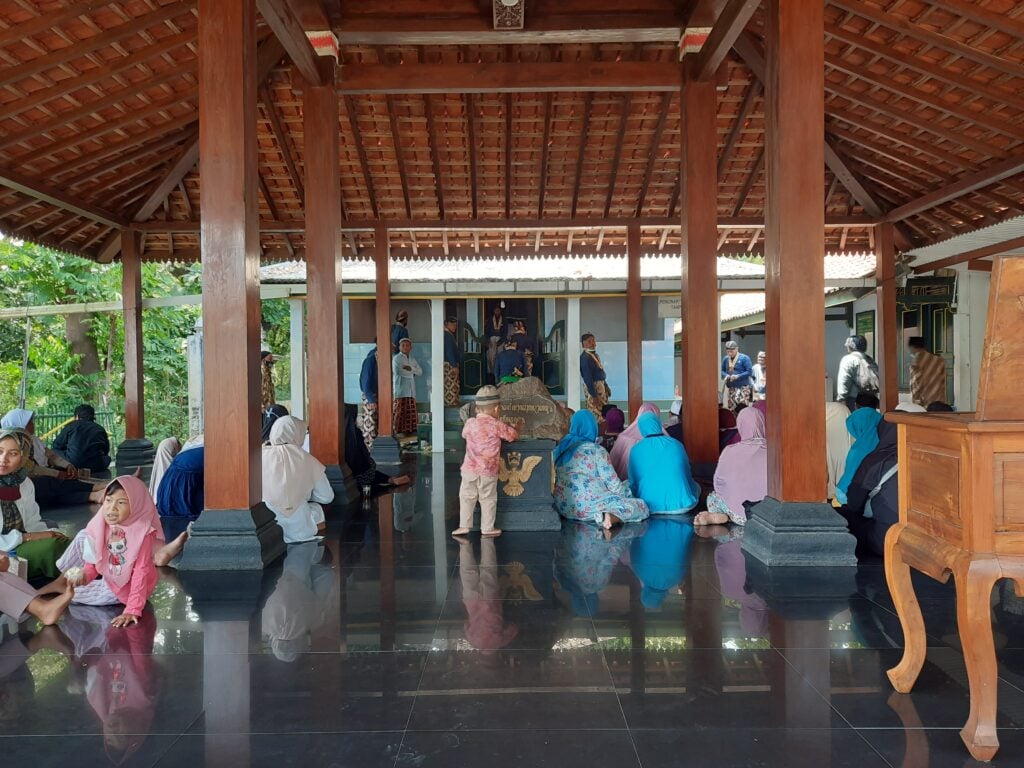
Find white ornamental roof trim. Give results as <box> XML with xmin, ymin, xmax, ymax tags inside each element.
<box><xmin>906</xmin><ymin>215</ymin><xmax>1024</xmax><ymax>267</ymax></box>
<box><xmin>259</xmin><ymin>252</ymin><xmax>876</xmax><ymax>284</ymax></box>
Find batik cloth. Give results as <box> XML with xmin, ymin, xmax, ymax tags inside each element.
<box><xmin>584</xmin><ymin>380</ymin><xmax>610</xmax><ymax>422</ymax></box>
<box><xmin>393</xmin><ymin>397</ymin><xmax>419</xmax><ymax>435</ymax></box>
<box><xmin>444</xmin><ymin>362</ymin><xmax>461</xmax><ymax>407</ymax></box>
<box><xmin>726</xmin><ymin>385</ymin><xmax>754</xmax><ymax>411</ymax></box>
<box><xmin>358</xmin><ymin>394</ymin><xmax>378</xmax><ymax>451</ymax></box>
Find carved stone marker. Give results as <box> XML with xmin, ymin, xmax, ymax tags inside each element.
<box><xmin>459</xmin><ymin>376</ymin><xmax>570</xmax><ymax>441</ymax></box>
<box><xmin>459</xmin><ymin>377</ymin><xmax>566</xmax><ymax>531</ymax></box>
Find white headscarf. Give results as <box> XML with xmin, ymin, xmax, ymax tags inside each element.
<box><xmin>148</xmin><ymin>437</ymin><xmax>181</xmax><ymax>498</ymax></box>
<box><xmin>1</xmin><ymin>408</ymin><xmax>47</xmax><ymax>466</ymax></box>
<box><xmin>261</xmin><ymin>417</ymin><xmax>325</xmax><ymax>517</ymax></box>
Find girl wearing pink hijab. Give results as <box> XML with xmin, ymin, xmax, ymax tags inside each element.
<box><xmin>66</xmin><ymin>476</ymin><xmax>164</xmax><ymax>627</ymax></box>
<box><xmin>609</xmin><ymin>403</ymin><xmax>665</xmax><ymax>480</ymax></box>
<box><xmin>695</xmin><ymin>407</ymin><xmax>767</xmax><ymax>526</ymax></box>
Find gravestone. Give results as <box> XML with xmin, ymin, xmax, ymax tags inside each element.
<box><xmin>459</xmin><ymin>377</ymin><xmax>566</xmax><ymax>530</ymax></box>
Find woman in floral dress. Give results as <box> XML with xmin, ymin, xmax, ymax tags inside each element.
<box><xmin>553</xmin><ymin>411</ymin><xmax>649</xmax><ymax>529</ymax></box>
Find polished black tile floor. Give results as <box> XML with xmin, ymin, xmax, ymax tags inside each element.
<box><xmin>6</xmin><ymin>454</ymin><xmax>1024</xmax><ymax>766</ymax></box>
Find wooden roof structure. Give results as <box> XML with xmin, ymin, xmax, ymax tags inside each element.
<box><xmin>0</xmin><ymin>0</ymin><xmax>1022</xmax><ymax>264</ymax></box>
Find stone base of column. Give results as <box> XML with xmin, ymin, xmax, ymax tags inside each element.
<box><xmin>176</xmin><ymin>504</ymin><xmax>285</xmax><ymax>571</ymax></box>
<box><xmin>325</xmin><ymin>462</ymin><xmax>357</xmax><ymax>505</ymax></box>
<box><xmin>740</xmin><ymin>497</ymin><xmax>857</xmax><ymax>567</ymax></box>
<box><xmin>370</xmin><ymin>435</ymin><xmax>403</xmax><ymax>468</ymax></box>
<box><xmin>115</xmin><ymin>438</ymin><xmax>155</xmax><ymax>480</ymax></box>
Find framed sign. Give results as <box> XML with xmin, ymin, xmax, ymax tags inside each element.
<box><xmin>856</xmin><ymin>311</ymin><xmax>876</xmax><ymax>359</ymax></box>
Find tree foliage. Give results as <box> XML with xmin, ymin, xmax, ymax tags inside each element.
<box><xmin>0</xmin><ymin>238</ymin><xmax>202</xmax><ymax>444</ymax></box>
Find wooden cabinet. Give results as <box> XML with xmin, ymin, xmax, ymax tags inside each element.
<box><xmin>886</xmin><ymin>256</ymin><xmax>1024</xmax><ymax>762</ymax></box>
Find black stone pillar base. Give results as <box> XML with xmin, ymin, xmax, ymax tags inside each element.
<box><xmin>740</xmin><ymin>497</ymin><xmax>857</xmax><ymax>567</ymax></box>
<box><xmin>115</xmin><ymin>438</ymin><xmax>155</xmax><ymax>481</ymax></box>
<box><xmin>176</xmin><ymin>503</ymin><xmax>285</xmax><ymax>571</ymax></box>
<box><xmin>325</xmin><ymin>462</ymin><xmax>357</xmax><ymax>505</ymax></box>
<box><xmin>489</xmin><ymin>439</ymin><xmax>561</xmax><ymax>532</ymax></box>
<box><xmin>370</xmin><ymin>435</ymin><xmax>403</xmax><ymax>470</ymax></box>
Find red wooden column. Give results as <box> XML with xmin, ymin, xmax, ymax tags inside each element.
<box><xmin>198</xmin><ymin>0</ymin><xmax>261</xmax><ymax>511</ymax></box>
<box><xmin>303</xmin><ymin>59</ymin><xmax>345</xmax><ymax>472</ymax></box>
<box><xmin>763</xmin><ymin>0</ymin><xmax>826</xmax><ymax>500</ymax></box>
<box><xmin>374</xmin><ymin>224</ymin><xmax>394</xmax><ymax>437</ymax></box>
<box><xmin>875</xmin><ymin>222</ymin><xmax>899</xmax><ymax>412</ymax></box>
<box><xmin>680</xmin><ymin>63</ymin><xmax>720</xmax><ymax>464</ymax></box>
<box><xmin>626</xmin><ymin>222</ymin><xmax>643</xmax><ymax>419</ymax></box>
<box><xmin>121</xmin><ymin>230</ymin><xmax>144</xmax><ymax>439</ymax></box>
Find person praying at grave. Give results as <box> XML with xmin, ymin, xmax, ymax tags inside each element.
<box><xmin>836</xmin><ymin>417</ymin><xmax>899</xmax><ymax>558</ymax></box>
<box><xmin>597</xmin><ymin>407</ymin><xmax>625</xmax><ymax>452</ymax></box>
<box><xmin>512</xmin><ymin>320</ymin><xmax>540</xmax><ymax>377</ymax></box>
<box><xmin>694</xmin><ymin>407</ymin><xmax>767</xmax><ymax>527</ymax></box>
<box><xmin>553</xmin><ymin>410</ymin><xmax>649</xmax><ymax>530</ymax></box>
<box><xmin>262</xmin><ymin>416</ymin><xmax>333</xmax><ymax>544</ymax></box>
<box><xmin>628</xmin><ymin>412</ymin><xmax>700</xmax><ymax>515</ymax></box>
<box><xmin>580</xmin><ymin>333</ymin><xmax>610</xmax><ymax>422</ymax></box>
<box><xmin>453</xmin><ymin>386</ymin><xmax>520</xmax><ymax>539</ymax></box>
<box><xmin>609</xmin><ymin>403</ymin><xmax>664</xmax><ymax>480</ymax></box>
<box><xmin>494</xmin><ymin>340</ymin><xmax>526</xmax><ymax>384</ymax></box>
<box><xmin>392</xmin><ymin>338</ymin><xmax>422</xmax><ymax>440</ymax></box>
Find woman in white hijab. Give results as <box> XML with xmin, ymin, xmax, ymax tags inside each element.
<box><xmin>262</xmin><ymin>416</ymin><xmax>333</xmax><ymax>544</ymax></box>
<box><xmin>148</xmin><ymin>437</ymin><xmax>181</xmax><ymax>499</ymax></box>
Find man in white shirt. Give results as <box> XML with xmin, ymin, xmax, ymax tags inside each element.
<box><xmin>392</xmin><ymin>338</ymin><xmax>422</xmax><ymax>439</ymax></box>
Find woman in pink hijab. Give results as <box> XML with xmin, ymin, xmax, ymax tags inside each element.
<box><xmin>695</xmin><ymin>407</ymin><xmax>767</xmax><ymax>526</ymax></box>
<box><xmin>608</xmin><ymin>403</ymin><xmax>665</xmax><ymax>480</ymax></box>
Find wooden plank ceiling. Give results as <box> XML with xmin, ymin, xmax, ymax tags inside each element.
<box><xmin>0</xmin><ymin>0</ymin><xmax>1021</xmax><ymax>264</ymax></box>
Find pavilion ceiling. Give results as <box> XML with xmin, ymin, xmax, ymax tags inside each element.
<box><xmin>0</xmin><ymin>0</ymin><xmax>1021</xmax><ymax>265</ymax></box>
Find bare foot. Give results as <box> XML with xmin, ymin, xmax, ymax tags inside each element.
<box><xmin>38</xmin><ymin>575</ymin><xmax>67</xmax><ymax>596</ymax></box>
<box><xmin>693</xmin><ymin>511</ymin><xmax>730</xmax><ymax>526</ymax></box>
<box><xmin>481</xmin><ymin>528</ymin><xmax>502</xmax><ymax>538</ymax></box>
<box><xmin>27</xmin><ymin>582</ymin><xmax>75</xmax><ymax>626</ymax></box>
<box><xmin>154</xmin><ymin>530</ymin><xmax>188</xmax><ymax>567</ymax></box>
<box><xmin>390</xmin><ymin>475</ymin><xmax>412</xmax><ymax>486</ymax></box>
<box><xmin>602</xmin><ymin>513</ymin><xmax>622</xmax><ymax>530</ymax></box>
<box><xmin>451</xmin><ymin>528</ymin><xmax>471</xmax><ymax>541</ymax></box>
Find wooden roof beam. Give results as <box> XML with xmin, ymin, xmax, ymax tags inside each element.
<box><xmin>693</xmin><ymin>0</ymin><xmax>761</xmax><ymax>82</ymax></box>
<box><xmin>717</xmin><ymin>80</ymin><xmax>761</xmax><ymax>179</ymax></box>
<box><xmin>131</xmin><ymin>140</ymin><xmax>200</xmax><ymax>223</ymax></box>
<box><xmin>386</xmin><ymin>95</ymin><xmax>412</xmax><ymax>218</ymax></box>
<box><xmin>333</xmin><ymin>11</ymin><xmax>682</xmax><ymax>45</ymax></box>
<box><xmin>885</xmin><ymin>154</ymin><xmax>1024</xmax><ymax>222</ymax></box>
<box><xmin>343</xmin><ymin>95</ymin><xmax>379</xmax><ymax>218</ymax></box>
<box><xmin>504</xmin><ymin>93</ymin><xmax>513</xmax><ymax>219</ymax></box>
<box><xmin>604</xmin><ymin>93</ymin><xmax>632</xmax><ymax>218</ymax></box>
<box><xmin>536</xmin><ymin>93</ymin><xmax>552</xmax><ymax>218</ymax></box>
<box><xmin>913</xmin><ymin>235</ymin><xmax>1024</xmax><ymax>274</ymax></box>
<box><xmin>256</xmin><ymin>0</ymin><xmax>327</xmax><ymax>86</ymax></box>
<box><xmin>634</xmin><ymin>92</ymin><xmax>673</xmax><ymax>217</ymax></box>
<box><xmin>424</xmin><ymin>94</ymin><xmax>446</xmax><ymax>219</ymax></box>
<box><xmin>0</xmin><ymin>166</ymin><xmax>127</xmax><ymax>229</ymax></box>
<box><xmin>336</xmin><ymin>61</ymin><xmax>680</xmax><ymax>94</ymax></box>
<box><xmin>570</xmin><ymin>94</ymin><xmax>594</xmax><ymax>218</ymax></box>
<box><xmin>259</xmin><ymin>84</ymin><xmax>305</xmax><ymax>205</ymax></box>
<box><xmin>731</xmin><ymin>147</ymin><xmax>764</xmax><ymax>217</ymax></box>
<box><xmin>130</xmin><ymin>214</ymin><xmax>877</xmax><ymax>233</ymax></box>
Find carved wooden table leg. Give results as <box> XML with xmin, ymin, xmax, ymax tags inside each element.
<box><xmin>885</xmin><ymin>525</ymin><xmax>928</xmax><ymax>692</ymax></box>
<box><xmin>954</xmin><ymin>556</ymin><xmax>1002</xmax><ymax>762</ymax></box>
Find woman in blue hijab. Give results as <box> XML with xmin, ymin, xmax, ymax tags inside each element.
<box><xmin>156</xmin><ymin>445</ymin><xmax>205</xmax><ymax>540</ymax></box>
<box><xmin>553</xmin><ymin>411</ymin><xmax>649</xmax><ymax>529</ymax></box>
<box><xmin>629</xmin><ymin>517</ymin><xmax>694</xmax><ymax>610</ymax></box>
<box><xmin>834</xmin><ymin>407</ymin><xmax>882</xmax><ymax>505</ymax></box>
<box><xmin>627</xmin><ymin>412</ymin><xmax>700</xmax><ymax>514</ymax></box>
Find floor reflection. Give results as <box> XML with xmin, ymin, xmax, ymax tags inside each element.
<box><xmin>4</xmin><ymin>455</ymin><xmax>1024</xmax><ymax>766</ymax></box>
